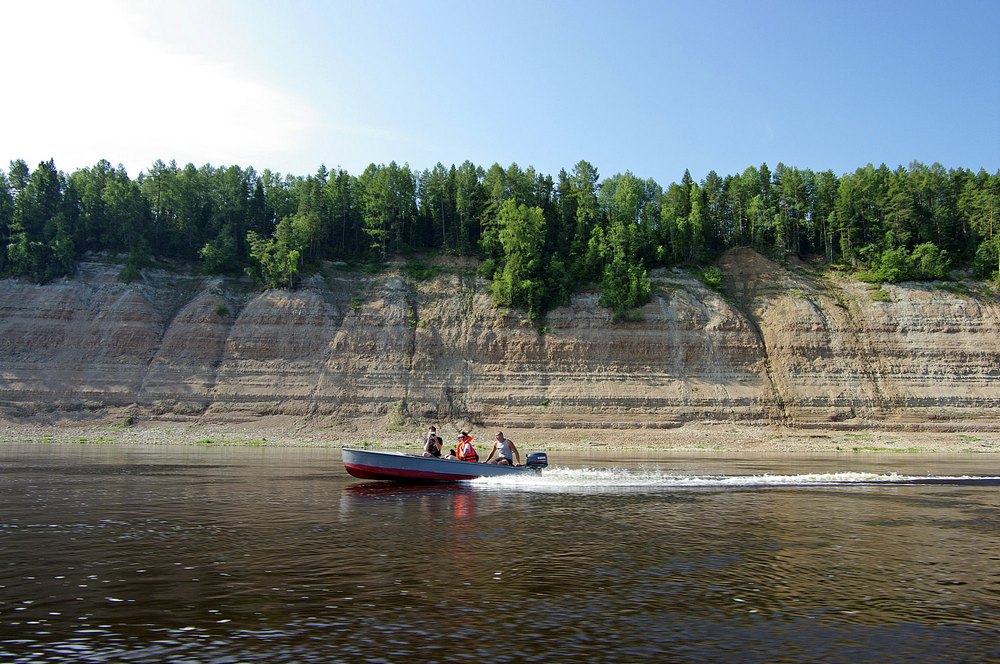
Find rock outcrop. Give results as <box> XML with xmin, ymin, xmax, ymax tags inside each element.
<box><xmin>1</xmin><ymin>250</ymin><xmax>998</xmax><ymax>431</ymax></box>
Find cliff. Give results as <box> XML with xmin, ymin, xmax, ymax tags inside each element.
<box><xmin>1</xmin><ymin>249</ymin><xmax>998</xmax><ymax>432</ymax></box>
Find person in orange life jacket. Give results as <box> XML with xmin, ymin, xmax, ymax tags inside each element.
<box><xmin>422</xmin><ymin>426</ymin><xmax>443</xmax><ymax>457</ymax></box>
<box><xmin>485</xmin><ymin>431</ymin><xmax>520</xmax><ymax>466</ymax></box>
<box><xmin>449</xmin><ymin>431</ymin><xmax>478</xmax><ymax>462</ymax></box>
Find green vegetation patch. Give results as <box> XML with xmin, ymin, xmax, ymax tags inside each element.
<box><xmin>835</xmin><ymin>445</ymin><xmax>924</xmax><ymax>453</ymax></box>
<box><xmin>4</xmin><ymin>157</ymin><xmax>997</xmax><ymax>327</ymax></box>
<box><xmin>195</xmin><ymin>438</ymin><xmax>269</xmax><ymax>446</ymax></box>
<box><xmin>790</xmin><ymin>288</ymin><xmax>809</xmax><ymax>300</ymax></box>
<box><xmin>934</xmin><ymin>282</ymin><xmax>974</xmax><ymax>297</ymax></box>
<box><xmin>355</xmin><ymin>441</ymin><xmax>381</xmax><ymax>449</ymax></box>
<box><xmin>869</xmin><ymin>287</ymin><xmax>892</xmax><ymax>302</ymax></box>
<box><xmin>403</xmin><ymin>263</ymin><xmax>442</xmax><ymax>281</ymax></box>
<box><xmin>110</xmin><ymin>415</ymin><xmax>136</xmax><ymax>429</ymax></box>
<box><xmin>696</xmin><ymin>266</ymin><xmax>724</xmax><ymax>292</ymax></box>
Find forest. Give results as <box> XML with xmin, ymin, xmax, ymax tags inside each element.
<box><xmin>1</xmin><ymin>157</ymin><xmax>998</xmax><ymax>319</ymax></box>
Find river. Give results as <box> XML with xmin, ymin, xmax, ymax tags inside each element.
<box><xmin>1</xmin><ymin>443</ymin><xmax>999</xmax><ymax>662</ymax></box>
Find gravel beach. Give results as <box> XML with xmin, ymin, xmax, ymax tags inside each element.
<box><xmin>2</xmin><ymin>414</ymin><xmax>999</xmax><ymax>454</ymax></box>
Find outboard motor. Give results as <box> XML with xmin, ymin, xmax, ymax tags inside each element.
<box><xmin>525</xmin><ymin>452</ymin><xmax>548</xmax><ymax>471</ymax></box>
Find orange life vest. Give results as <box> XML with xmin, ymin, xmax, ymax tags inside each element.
<box><xmin>457</xmin><ymin>436</ymin><xmax>478</xmax><ymax>462</ymax></box>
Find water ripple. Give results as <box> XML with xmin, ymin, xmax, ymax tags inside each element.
<box><xmin>2</xmin><ymin>444</ymin><xmax>1000</xmax><ymax>662</ymax></box>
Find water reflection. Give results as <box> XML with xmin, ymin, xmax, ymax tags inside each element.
<box><xmin>1</xmin><ymin>443</ymin><xmax>999</xmax><ymax>663</ymax></box>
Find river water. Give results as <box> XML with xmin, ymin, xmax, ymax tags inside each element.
<box><xmin>1</xmin><ymin>443</ymin><xmax>999</xmax><ymax>663</ymax></box>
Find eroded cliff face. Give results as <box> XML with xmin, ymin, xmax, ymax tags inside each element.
<box><xmin>1</xmin><ymin>250</ymin><xmax>998</xmax><ymax>430</ymax></box>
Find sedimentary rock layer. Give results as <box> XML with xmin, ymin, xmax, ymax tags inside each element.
<box><xmin>1</xmin><ymin>250</ymin><xmax>997</xmax><ymax>430</ymax></box>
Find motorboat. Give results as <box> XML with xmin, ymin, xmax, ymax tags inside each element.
<box><xmin>341</xmin><ymin>447</ymin><xmax>548</xmax><ymax>482</ymax></box>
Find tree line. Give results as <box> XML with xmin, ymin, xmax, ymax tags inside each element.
<box><xmin>1</xmin><ymin>157</ymin><xmax>998</xmax><ymax>319</ymax></box>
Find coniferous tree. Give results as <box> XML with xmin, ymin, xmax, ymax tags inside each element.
<box><xmin>454</xmin><ymin>161</ymin><xmax>484</xmax><ymax>255</ymax></box>
<box><xmin>492</xmin><ymin>199</ymin><xmax>546</xmax><ymax>318</ymax></box>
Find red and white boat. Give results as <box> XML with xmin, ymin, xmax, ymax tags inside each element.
<box><xmin>341</xmin><ymin>447</ymin><xmax>548</xmax><ymax>482</ymax></box>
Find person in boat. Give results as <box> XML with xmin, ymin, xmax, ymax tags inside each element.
<box><xmin>422</xmin><ymin>426</ymin><xmax>443</xmax><ymax>457</ymax></box>
<box><xmin>446</xmin><ymin>430</ymin><xmax>478</xmax><ymax>462</ymax></box>
<box><xmin>485</xmin><ymin>431</ymin><xmax>520</xmax><ymax>466</ymax></box>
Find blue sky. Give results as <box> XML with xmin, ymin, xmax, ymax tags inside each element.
<box><xmin>2</xmin><ymin>0</ymin><xmax>997</xmax><ymax>185</ymax></box>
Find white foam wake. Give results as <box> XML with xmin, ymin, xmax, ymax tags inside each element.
<box><xmin>469</xmin><ymin>467</ymin><xmax>1000</xmax><ymax>491</ymax></box>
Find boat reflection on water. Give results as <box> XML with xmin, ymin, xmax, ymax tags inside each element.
<box><xmin>451</xmin><ymin>491</ymin><xmax>475</xmax><ymax>520</ymax></box>
<box><xmin>338</xmin><ymin>479</ymin><xmax>483</xmax><ymax>582</ymax></box>
<box><xmin>342</xmin><ymin>481</ymin><xmax>470</xmax><ymax>497</ymax></box>
<box><xmin>338</xmin><ymin>480</ymin><xmax>480</xmax><ymax>523</ymax></box>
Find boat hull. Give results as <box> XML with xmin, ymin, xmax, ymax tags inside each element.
<box><xmin>341</xmin><ymin>447</ymin><xmax>538</xmax><ymax>482</ymax></box>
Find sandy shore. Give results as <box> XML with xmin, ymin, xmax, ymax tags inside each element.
<box><xmin>1</xmin><ymin>414</ymin><xmax>999</xmax><ymax>454</ymax></box>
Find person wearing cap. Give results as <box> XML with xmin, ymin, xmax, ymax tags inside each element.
<box><xmin>485</xmin><ymin>431</ymin><xmax>520</xmax><ymax>466</ymax></box>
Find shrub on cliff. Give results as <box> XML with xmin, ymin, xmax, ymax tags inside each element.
<box><xmin>599</xmin><ymin>257</ymin><xmax>651</xmax><ymax>321</ymax></box>
<box><xmin>246</xmin><ymin>222</ymin><xmax>301</xmax><ymax>289</ymax></box>
<box><xmin>972</xmin><ymin>240</ymin><xmax>1000</xmax><ymax>280</ymax></box>
<box><xmin>858</xmin><ymin>243</ymin><xmax>951</xmax><ymax>283</ymax></box>
<box><xmin>697</xmin><ymin>266</ymin><xmax>724</xmax><ymax>291</ymax></box>
<box><xmin>909</xmin><ymin>243</ymin><xmax>951</xmax><ymax>280</ymax></box>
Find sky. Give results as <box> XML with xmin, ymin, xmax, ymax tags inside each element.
<box><xmin>1</xmin><ymin>0</ymin><xmax>998</xmax><ymax>185</ymax></box>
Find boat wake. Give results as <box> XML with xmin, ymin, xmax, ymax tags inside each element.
<box><xmin>470</xmin><ymin>467</ymin><xmax>1000</xmax><ymax>491</ymax></box>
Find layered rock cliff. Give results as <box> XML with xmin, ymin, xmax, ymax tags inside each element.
<box><xmin>1</xmin><ymin>249</ymin><xmax>998</xmax><ymax>431</ymax></box>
